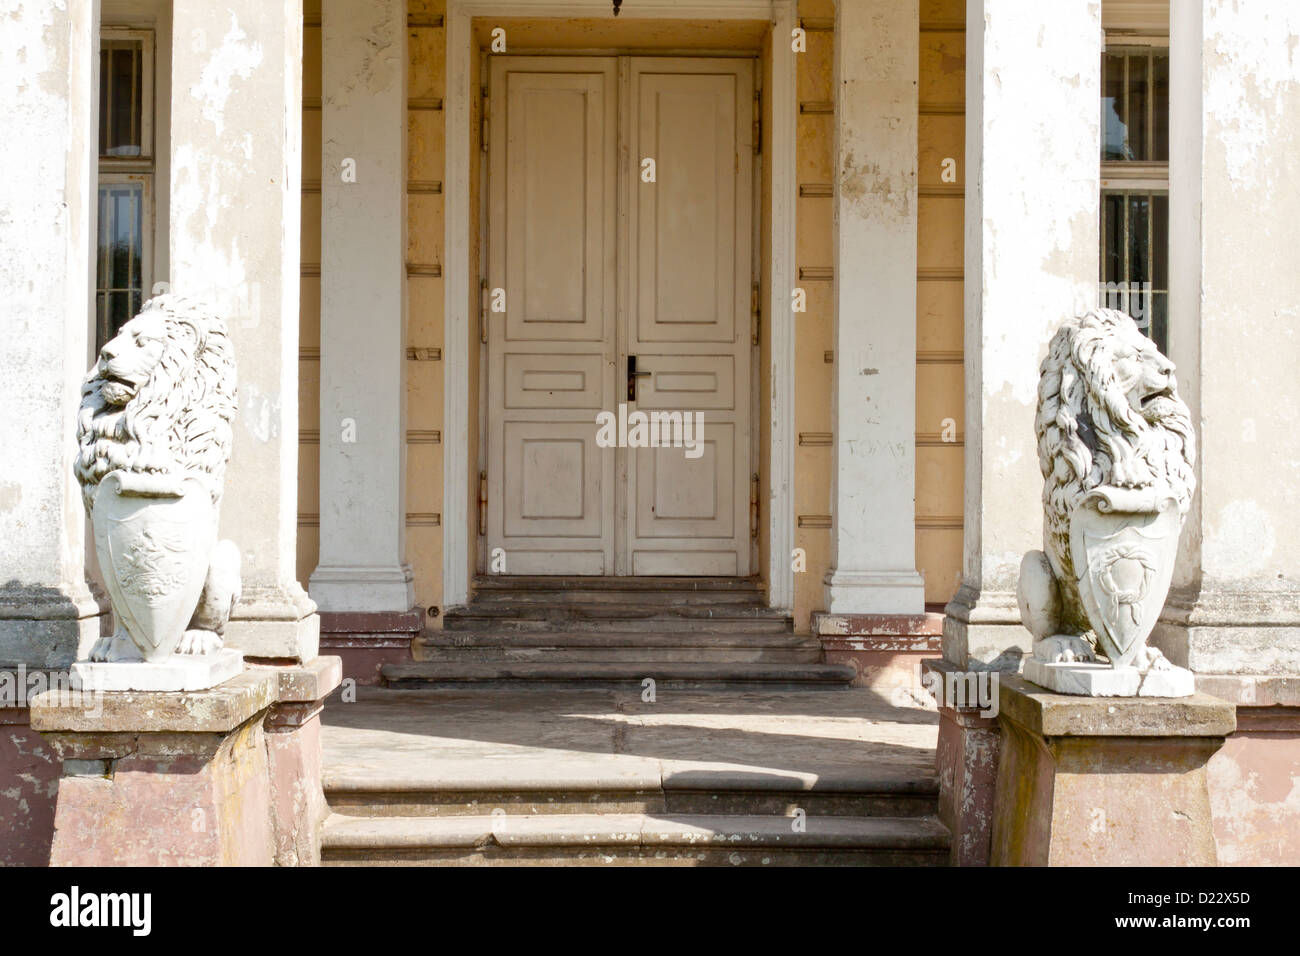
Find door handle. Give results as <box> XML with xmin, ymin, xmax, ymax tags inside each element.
<box><xmin>627</xmin><ymin>355</ymin><xmax>651</xmax><ymax>402</ymax></box>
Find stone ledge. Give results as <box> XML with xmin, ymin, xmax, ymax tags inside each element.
<box><xmin>254</xmin><ymin>655</ymin><xmax>343</xmax><ymax>704</ymax></box>
<box><xmin>998</xmin><ymin>674</ymin><xmax>1236</xmax><ymax>738</ymax></box>
<box><xmin>1194</xmin><ymin>672</ymin><xmax>1300</xmax><ymax>707</ymax></box>
<box><xmin>319</xmin><ymin>609</ymin><xmax>424</xmax><ymax>636</ymax></box>
<box><xmin>811</xmin><ymin>611</ymin><xmax>944</xmax><ymax>638</ymax></box>
<box><xmin>29</xmin><ymin>670</ymin><xmax>278</xmax><ymax>734</ymax></box>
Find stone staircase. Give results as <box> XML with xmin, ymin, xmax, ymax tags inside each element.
<box><xmin>381</xmin><ymin>576</ymin><xmax>857</xmax><ymax>690</ymax></box>
<box><xmin>320</xmin><ymin>767</ymin><xmax>950</xmax><ymax>866</ymax></box>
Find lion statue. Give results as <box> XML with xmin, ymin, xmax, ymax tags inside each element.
<box><xmin>1017</xmin><ymin>308</ymin><xmax>1195</xmax><ymax>674</ymax></box>
<box><xmin>76</xmin><ymin>294</ymin><xmax>241</xmax><ymax>662</ymax></box>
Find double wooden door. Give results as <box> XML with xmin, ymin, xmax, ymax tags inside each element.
<box><xmin>485</xmin><ymin>56</ymin><xmax>754</xmax><ymax>576</ymax></box>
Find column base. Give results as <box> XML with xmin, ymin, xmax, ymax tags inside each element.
<box><xmin>1153</xmin><ymin>585</ymin><xmax>1300</xmax><ymax>673</ymax></box>
<box><xmin>309</xmin><ymin>563</ymin><xmax>416</xmax><ymax>614</ymax></box>
<box><xmin>321</xmin><ymin>609</ymin><xmax>422</xmax><ymax>685</ymax></box>
<box><xmin>822</xmin><ymin>570</ymin><xmax>925</xmax><ymax>615</ymax></box>
<box><xmin>0</xmin><ymin>584</ymin><xmax>106</xmax><ymax>667</ymax></box>
<box><xmin>812</xmin><ymin>610</ymin><xmax>942</xmax><ymax>692</ymax></box>
<box><xmin>991</xmin><ymin>674</ymin><xmax>1236</xmax><ymax>866</ymax></box>
<box><xmin>225</xmin><ymin>583</ymin><xmax>320</xmax><ymax>662</ymax></box>
<box><xmin>941</xmin><ymin>584</ymin><xmax>1031</xmax><ymax>671</ymax></box>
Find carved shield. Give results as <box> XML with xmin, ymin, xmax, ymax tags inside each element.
<box><xmin>92</xmin><ymin>471</ymin><xmax>215</xmax><ymax>661</ymax></box>
<box><xmin>1069</xmin><ymin>494</ymin><xmax>1182</xmax><ymax>669</ymax></box>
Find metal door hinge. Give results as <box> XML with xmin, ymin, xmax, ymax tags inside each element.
<box><xmin>479</xmin><ymin>279</ymin><xmax>489</xmax><ymax>344</ymax></box>
<box><xmin>753</xmin><ymin>89</ymin><xmax>762</xmax><ymax>154</ymax></box>
<box><xmin>480</xmin><ymin>88</ymin><xmax>489</xmax><ymax>152</ymax></box>
<box><xmin>478</xmin><ymin>471</ymin><xmax>488</xmax><ymax>536</ymax></box>
<box><xmin>750</xmin><ymin>282</ymin><xmax>761</xmax><ymax>345</ymax></box>
<box><xmin>750</xmin><ymin>473</ymin><xmax>760</xmax><ymax>540</ymax></box>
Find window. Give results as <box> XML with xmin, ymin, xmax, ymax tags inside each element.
<box><xmin>96</xmin><ymin>30</ymin><xmax>155</xmax><ymax>346</ymax></box>
<box><xmin>1099</xmin><ymin>43</ymin><xmax>1169</xmax><ymax>353</ymax></box>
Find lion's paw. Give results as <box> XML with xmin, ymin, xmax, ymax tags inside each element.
<box><xmin>177</xmin><ymin>629</ymin><xmax>224</xmax><ymax>656</ymax></box>
<box><xmin>1033</xmin><ymin>634</ymin><xmax>1097</xmax><ymax>664</ymax></box>
<box><xmin>1141</xmin><ymin>646</ymin><xmax>1173</xmax><ymax>672</ymax></box>
<box><xmin>88</xmin><ymin>629</ymin><xmax>143</xmax><ymax>663</ymax></box>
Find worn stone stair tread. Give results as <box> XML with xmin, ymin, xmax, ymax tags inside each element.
<box><xmin>323</xmin><ymin>765</ymin><xmax>940</xmax><ymax>796</ymax></box>
<box><xmin>422</xmin><ymin>630</ymin><xmax>817</xmax><ymax>648</ymax></box>
<box><xmin>381</xmin><ymin>661</ymin><xmax>857</xmax><ymax>684</ymax></box>
<box><xmin>321</xmin><ymin>812</ymin><xmax>950</xmax><ymax>850</ymax></box>
<box><xmin>444</xmin><ymin>604</ymin><xmax>791</xmax><ymax>622</ymax></box>
<box><xmin>442</xmin><ymin>617</ymin><xmax>796</xmax><ymax>634</ymax></box>
<box><xmin>473</xmin><ymin>576</ymin><xmax>763</xmax><ymax>592</ymax></box>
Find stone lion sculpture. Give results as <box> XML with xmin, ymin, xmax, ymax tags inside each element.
<box><xmin>76</xmin><ymin>294</ymin><xmax>241</xmax><ymax>663</ymax></box>
<box><xmin>1017</xmin><ymin>309</ymin><xmax>1196</xmax><ymax>690</ymax></box>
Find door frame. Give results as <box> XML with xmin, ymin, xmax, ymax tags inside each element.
<box><xmin>444</xmin><ymin>0</ymin><xmax>797</xmax><ymax>608</ymax></box>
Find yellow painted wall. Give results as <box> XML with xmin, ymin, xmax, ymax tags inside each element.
<box><xmin>295</xmin><ymin>0</ymin><xmax>967</xmax><ymax>629</ymax></box>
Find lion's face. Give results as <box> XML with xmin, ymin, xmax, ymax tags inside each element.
<box><xmin>95</xmin><ymin>309</ymin><xmax>171</xmax><ymax>405</ymax></box>
<box><xmin>1105</xmin><ymin>322</ymin><xmax>1181</xmax><ymax>426</ymax></box>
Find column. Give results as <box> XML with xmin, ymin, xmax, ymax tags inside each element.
<box><xmin>308</xmin><ymin>0</ymin><xmax>414</xmax><ymax>614</ymax></box>
<box><xmin>0</xmin><ymin>0</ymin><xmax>104</xmax><ymax>667</ymax></box>
<box><xmin>1157</xmin><ymin>0</ymin><xmax>1300</xmax><ymax>681</ymax></box>
<box><xmin>943</xmin><ymin>0</ymin><xmax>1102</xmax><ymax>671</ymax></box>
<box><xmin>823</xmin><ymin>0</ymin><xmax>925</xmax><ymax>616</ymax></box>
<box><xmin>169</xmin><ymin>0</ymin><xmax>316</xmax><ymax>660</ymax></box>
<box><xmin>932</xmin><ymin>0</ymin><xmax>1101</xmax><ymax>867</ymax></box>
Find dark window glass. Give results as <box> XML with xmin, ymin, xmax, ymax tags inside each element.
<box><xmin>99</xmin><ymin>40</ymin><xmax>143</xmax><ymax>157</ymax></box>
<box><xmin>96</xmin><ymin>182</ymin><xmax>144</xmax><ymax>344</ymax></box>
<box><xmin>1153</xmin><ymin>53</ymin><xmax>1170</xmax><ymax>161</ymax></box>
<box><xmin>1100</xmin><ymin>189</ymin><xmax>1168</xmax><ymax>354</ymax></box>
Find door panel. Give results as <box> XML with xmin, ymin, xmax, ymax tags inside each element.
<box><xmin>486</xmin><ymin>56</ymin><xmax>753</xmax><ymax>577</ymax></box>
<box><xmin>487</xmin><ymin>59</ymin><xmax>617</xmax><ymax>575</ymax></box>
<box><xmin>624</xmin><ymin>59</ymin><xmax>753</xmax><ymax>575</ymax></box>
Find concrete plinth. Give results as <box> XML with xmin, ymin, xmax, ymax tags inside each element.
<box><xmin>991</xmin><ymin>675</ymin><xmax>1236</xmax><ymax>866</ymax></box>
<box><xmin>1023</xmin><ymin>658</ymin><xmax>1195</xmax><ymax>698</ymax></box>
<box><xmin>320</xmin><ymin>610</ymin><xmax>422</xmax><ymax>685</ymax></box>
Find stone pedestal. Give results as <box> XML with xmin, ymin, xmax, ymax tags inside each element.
<box><xmin>31</xmin><ymin>657</ymin><xmax>341</xmax><ymax>866</ymax></box>
<box><xmin>924</xmin><ymin>659</ymin><xmax>1001</xmax><ymax>866</ymax></box>
<box><xmin>320</xmin><ymin>609</ymin><xmax>422</xmax><ymax>685</ymax></box>
<box><xmin>991</xmin><ymin>675</ymin><xmax>1236</xmax><ymax>866</ymax></box>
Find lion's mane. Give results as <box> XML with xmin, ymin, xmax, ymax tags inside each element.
<box><xmin>76</xmin><ymin>295</ymin><xmax>237</xmax><ymax>509</ymax></box>
<box><xmin>1034</xmin><ymin>309</ymin><xmax>1195</xmax><ymax>630</ymax></box>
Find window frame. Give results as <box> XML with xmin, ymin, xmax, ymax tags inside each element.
<box><xmin>1100</xmin><ymin>33</ymin><xmax>1170</xmax><ymax>353</ymax></box>
<box><xmin>96</xmin><ymin>27</ymin><xmax>157</xmax><ymax>347</ymax></box>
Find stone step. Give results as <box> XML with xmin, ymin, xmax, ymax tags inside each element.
<box><xmin>469</xmin><ymin>589</ymin><xmax>766</xmax><ymax>608</ymax></box>
<box><xmin>381</xmin><ymin>660</ymin><xmax>857</xmax><ymax>690</ymax></box>
<box><xmin>420</xmin><ymin>630</ymin><xmax>820</xmax><ymax>664</ymax></box>
<box><xmin>417</xmin><ymin>645</ymin><xmax>823</xmax><ymax>664</ymax></box>
<box><xmin>445</xmin><ymin>603</ymin><xmax>790</xmax><ymax>623</ymax></box>
<box><xmin>320</xmin><ymin>812</ymin><xmax>950</xmax><ymax>866</ymax></box>
<box><xmin>324</xmin><ymin>771</ymin><xmax>941</xmax><ymax>819</ymax></box>
<box><xmin>440</xmin><ymin>616</ymin><xmax>796</xmax><ymax>634</ymax></box>
<box><xmin>473</xmin><ymin>575</ymin><xmax>763</xmax><ymax>594</ymax></box>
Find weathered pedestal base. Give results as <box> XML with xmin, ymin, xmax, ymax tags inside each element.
<box><xmin>31</xmin><ymin>657</ymin><xmax>340</xmax><ymax>866</ymax></box>
<box><xmin>991</xmin><ymin>675</ymin><xmax>1236</xmax><ymax>866</ymax></box>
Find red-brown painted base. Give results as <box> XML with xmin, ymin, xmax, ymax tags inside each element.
<box><xmin>319</xmin><ymin>609</ymin><xmax>423</xmax><ymax>685</ymax></box>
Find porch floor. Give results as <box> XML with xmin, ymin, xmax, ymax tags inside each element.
<box><xmin>319</xmin><ymin>686</ymin><xmax>946</xmax><ymax>865</ymax></box>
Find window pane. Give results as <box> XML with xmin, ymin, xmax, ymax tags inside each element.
<box><xmin>100</xmin><ymin>40</ymin><xmax>143</xmax><ymax>157</ymax></box>
<box><xmin>1153</xmin><ymin>53</ymin><xmax>1170</xmax><ymax>161</ymax></box>
<box><xmin>1102</xmin><ymin>53</ymin><xmax>1128</xmax><ymax>160</ymax></box>
<box><xmin>1128</xmin><ymin>54</ymin><xmax>1150</xmax><ymax>161</ymax></box>
<box><xmin>1152</xmin><ymin>194</ymin><xmax>1168</xmax><ymax>291</ymax></box>
<box><xmin>96</xmin><ymin>181</ymin><xmax>146</xmax><ymax>344</ymax></box>
<box><xmin>1103</xmin><ymin>193</ymin><xmax>1123</xmax><ymax>284</ymax></box>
